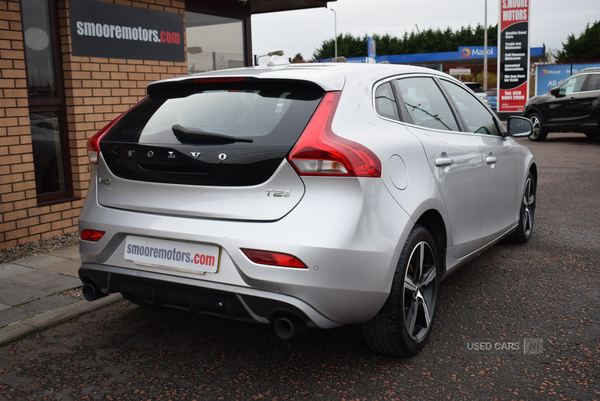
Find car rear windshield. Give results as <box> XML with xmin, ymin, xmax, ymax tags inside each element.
<box><xmin>103</xmin><ymin>79</ymin><xmax>325</xmax><ymax>146</ymax></box>
<box><xmin>99</xmin><ymin>78</ymin><xmax>325</xmax><ymax>187</ymax></box>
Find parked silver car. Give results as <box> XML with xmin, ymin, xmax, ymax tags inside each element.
<box><xmin>79</xmin><ymin>62</ymin><xmax>537</xmax><ymax>357</ymax></box>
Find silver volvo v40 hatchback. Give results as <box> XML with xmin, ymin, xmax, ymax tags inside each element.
<box><xmin>79</xmin><ymin>62</ymin><xmax>537</xmax><ymax>356</ymax></box>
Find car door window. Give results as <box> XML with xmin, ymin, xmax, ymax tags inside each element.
<box><xmin>584</xmin><ymin>74</ymin><xmax>600</xmax><ymax>91</ymax></box>
<box><xmin>396</xmin><ymin>77</ymin><xmax>459</xmax><ymax>131</ymax></box>
<box><xmin>440</xmin><ymin>80</ymin><xmax>499</xmax><ymax>136</ymax></box>
<box><xmin>558</xmin><ymin>75</ymin><xmax>587</xmax><ymax>95</ymax></box>
<box><xmin>374</xmin><ymin>82</ymin><xmax>400</xmax><ymax>121</ymax></box>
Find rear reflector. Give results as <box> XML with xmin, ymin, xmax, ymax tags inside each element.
<box><xmin>241</xmin><ymin>249</ymin><xmax>308</xmax><ymax>269</ymax></box>
<box><xmin>81</xmin><ymin>229</ymin><xmax>105</xmax><ymax>242</ymax></box>
<box><xmin>288</xmin><ymin>91</ymin><xmax>381</xmax><ymax>177</ymax></box>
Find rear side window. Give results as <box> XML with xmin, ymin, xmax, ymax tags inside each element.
<box><xmin>396</xmin><ymin>77</ymin><xmax>459</xmax><ymax>131</ymax></box>
<box><xmin>103</xmin><ymin>79</ymin><xmax>324</xmax><ymax>146</ymax></box>
<box><xmin>585</xmin><ymin>74</ymin><xmax>600</xmax><ymax>91</ymax></box>
<box><xmin>374</xmin><ymin>82</ymin><xmax>400</xmax><ymax>121</ymax></box>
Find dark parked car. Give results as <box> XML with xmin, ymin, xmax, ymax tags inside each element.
<box><xmin>464</xmin><ymin>82</ymin><xmax>489</xmax><ymax>104</ymax></box>
<box><xmin>523</xmin><ymin>68</ymin><xmax>600</xmax><ymax>141</ymax></box>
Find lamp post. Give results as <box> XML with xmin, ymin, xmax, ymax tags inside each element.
<box><xmin>330</xmin><ymin>8</ymin><xmax>337</xmax><ymax>59</ymax></box>
<box><xmin>483</xmin><ymin>0</ymin><xmax>488</xmax><ymax>90</ymax></box>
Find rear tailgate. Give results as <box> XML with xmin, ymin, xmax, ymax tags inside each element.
<box><xmin>97</xmin><ymin>78</ymin><xmax>325</xmax><ymax>221</ymax></box>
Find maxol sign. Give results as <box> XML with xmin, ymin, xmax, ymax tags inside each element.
<box><xmin>69</xmin><ymin>0</ymin><xmax>185</xmax><ymax>62</ymax></box>
<box><xmin>459</xmin><ymin>46</ymin><xmax>497</xmax><ymax>59</ymax></box>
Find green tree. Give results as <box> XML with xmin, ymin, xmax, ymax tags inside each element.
<box><xmin>313</xmin><ymin>24</ymin><xmax>498</xmax><ymax>59</ymax></box>
<box><xmin>555</xmin><ymin>21</ymin><xmax>600</xmax><ymax>61</ymax></box>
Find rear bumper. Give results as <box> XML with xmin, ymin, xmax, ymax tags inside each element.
<box><xmin>79</xmin><ymin>263</ymin><xmax>341</xmax><ymax>329</ymax></box>
<box><xmin>79</xmin><ymin>172</ymin><xmax>413</xmax><ymax>326</ymax></box>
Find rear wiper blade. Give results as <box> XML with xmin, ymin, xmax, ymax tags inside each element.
<box><xmin>172</xmin><ymin>124</ymin><xmax>253</xmax><ymax>144</ymax></box>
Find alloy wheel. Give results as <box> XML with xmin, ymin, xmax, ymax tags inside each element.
<box><xmin>522</xmin><ymin>177</ymin><xmax>535</xmax><ymax>237</ymax></box>
<box><xmin>530</xmin><ymin>115</ymin><xmax>541</xmax><ymax>139</ymax></box>
<box><xmin>403</xmin><ymin>241</ymin><xmax>437</xmax><ymax>342</ymax></box>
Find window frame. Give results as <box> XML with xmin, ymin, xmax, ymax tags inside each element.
<box><xmin>373</xmin><ymin>80</ymin><xmax>401</xmax><ymax>122</ymax></box>
<box><xmin>391</xmin><ymin>74</ymin><xmax>461</xmax><ymax>132</ymax></box>
<box><xmin>436</xmin><ymin>77</ymin><xmax>504</xmax><ymax>137</ymax></box>
<box><xmin>21</xmin><ymin>0</ymin><xmax>74</xmax><ymax>205</ymax></box>
<box><xmin>557</xmin><ymin>74</ymin><xmax>590</xmax><ymax>96</ymax></box>
<box><xmin>374</xmin><ymin>73</ymin><xmax>505</xmax><ymax>137</ymax></box>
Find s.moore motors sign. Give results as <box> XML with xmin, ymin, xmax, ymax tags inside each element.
<box><xmin>497</xmin><ymin>0</ymin><xmax>530</xmax><ymax>113</ymax></box>
<box><xmin>69</xmin><ymin>0</ymin><xmax>185</xmax><ymax>62</ymax></box>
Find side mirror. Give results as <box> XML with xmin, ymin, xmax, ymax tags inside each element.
<box><xmin>507</xmin><ymin>116</ymin><xmax>533</xmax><ymax>137</ymax></box>
<box><xmin>550</xmin><ymin>87</ymin><xmax>563</xmax><ymax>97</ymax></box>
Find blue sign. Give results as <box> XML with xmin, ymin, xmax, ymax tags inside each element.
<box><xmin>535</xmin><ymin>63</ymin><xmax>600</xmax><ymax>95</ymax></box>
<box><xmin>368</xmin><ymin>37</ymin><xmax>376</xmax><ymax>58</ymax></box>
<box><xmin>459</xmin><ymin>46</ymin><xmax>497</xmax><ymax>59</ymax></box>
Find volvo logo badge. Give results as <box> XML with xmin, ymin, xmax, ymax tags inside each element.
<box><xmin>191</xmin><ymin>152</ymin><xmax>201</xmax><ymax>159</ymax></box>
<box><xmin>147</xmin><ymin>150</ymin><xmax>154</xmax><ymax>158</ymax></box>
<box><xmin>218</xmin><ymin>153</ymin><xmax>227</xmax><ymax>161</ymax></box>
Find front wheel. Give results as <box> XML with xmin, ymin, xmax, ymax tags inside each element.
<box><xmin>508</xmin><ymin>172</ymin><xmax>536</xmax><ymax>244</ymax></box>
<box><xmin>362</xmin><ymin>225</ymin><xmax>439</xmax><ymax>357</ymax></box>
<box><xmin>528</xmin><ymin>113</ymin><xmax>548</xmax><ymax>141</ymax></box>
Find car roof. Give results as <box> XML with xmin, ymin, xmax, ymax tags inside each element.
<box><xmin>580</xmin><ymin>67</ymin><xmax>600</xmax><ymax>73</ymax></box>
<box><xmin>148</xmin><ymin>62</ymin><xmax>457</xmax><ymax>92</ymax></box>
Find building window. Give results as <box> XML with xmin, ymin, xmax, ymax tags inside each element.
<box><xmin>22</xmin><ymin>0</ymin><xmax>72</xmax><ymax>201</ymax></box>
<box><xmin>29</xmin><ymin>111</ymin><xmax>67</xmax><ymax>195</ymax></box>
<box><xmin>186</xmin><ymin>12</ymin><xmax>245</xmax><ymax>73</ymax></box>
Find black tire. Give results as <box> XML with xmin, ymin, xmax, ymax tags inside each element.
<box><xmin>528</xmin><ymin>113</ymin><xmax>548</xmax><ymax>141</ymax></box>
<box><xmin>508</xmin><ymin>172</ymin><xmax>536</xmax><ymax>244</ymax></box>
<box><xmin>362</xmin><ymin>225</ymin><xmax>439</xmax><ymax>357</ymax></box>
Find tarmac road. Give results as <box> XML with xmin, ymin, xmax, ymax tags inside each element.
<box><xmin>0</xmin><ymin>133</ymin><xmax>599</xmax><ymax>400</ymax></box>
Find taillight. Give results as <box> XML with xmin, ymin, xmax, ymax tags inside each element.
<box><xmin>87</xmin><ymin>118</ymin><xmax>119</xmax><ymax>165</ymax></box>
<box><xmin>241</xmin><ymin>249</ymin><xmax>308</xmax><ymax>269</ymax></box>
<box><xmin>288</xmin><ymin>91</ymin><xmax>381</xmax><ymax>177</ymax></box>
<box><xmin>87</xmin><ymin>97</ymin><xmax>147</xmax><ymax>165</ymax></box>
<box><xmin>81</xmin><ymin>229</ymin><xmax>105</xmax><ymax>242</ymax></box>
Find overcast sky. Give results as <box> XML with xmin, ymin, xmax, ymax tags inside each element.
<box><xmin>251</xmin><ymin>0</ymin><xmax>599</xmax><ymax>60</ymax></box>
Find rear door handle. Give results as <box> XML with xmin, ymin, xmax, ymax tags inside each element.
<box><xmin>486</xmin><ymin>156</ymin><xmax>498</xmax><ymax>164</ymax></box>
<box><xmin>435</xmin><ymin>157</ymin><xmax>454</xmax><ymax>167</ymax></box>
